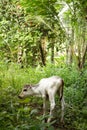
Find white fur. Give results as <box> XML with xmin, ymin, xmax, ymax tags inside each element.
<box><xmin>19</xmin><ymin>76</ymin><xmax>65</xmax><ymax>122</ymax></box>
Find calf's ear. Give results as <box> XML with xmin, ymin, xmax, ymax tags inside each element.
<box><xmin>29</xmin><ymin>85</ymin><xmax>32</xmax><ymax>89</ymax></box>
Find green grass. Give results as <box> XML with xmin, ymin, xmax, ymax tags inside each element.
<box><xmin>0</xmin><ymin>62</ymin><xmax>87</xmax><ymax>130</ymax></box>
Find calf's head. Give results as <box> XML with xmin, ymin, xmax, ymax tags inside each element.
<box><xmin>18</xmin><ymin>85</ymin><xmax>33</xmax><ymax>99</ymax></box>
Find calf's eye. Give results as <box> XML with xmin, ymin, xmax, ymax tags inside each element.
<box><xmin>23</xmin><ymin>89</ymin><xmax>27</xmax><ymax>91</ymax></box>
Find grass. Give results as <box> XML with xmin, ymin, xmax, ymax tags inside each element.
<box><xmin>0</xmin><ymin>62</ymin><xmax>87</xmax><ymax>130</ymax></box>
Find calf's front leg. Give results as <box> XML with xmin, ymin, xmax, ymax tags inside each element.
<box><xmin>43</xmin><ymin>96</ymin><xmax>47</xmax><ymax>116</ymax></box>
<box><xmin>47</xmin><ymin>94</ymin><xmax>55</xmax><ymax>123</ymax></box>
<box><xmin>42</xmin><ymin>95</ymin><xmax>48</xmax><ymax>122</ymax></box>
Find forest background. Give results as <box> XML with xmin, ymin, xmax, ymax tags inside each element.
<box><xmin>0</xmin><ymin>0</ymin><xmax>87</xmax><ymax>130</ymax></box>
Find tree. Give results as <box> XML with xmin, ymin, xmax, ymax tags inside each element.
<box><xmin>58</xmin><ymin>0</ymin><xmax>87</xmax><ymax>69</ymax></box>
<box><xmin>20</xmin><ymin>0</ymin><xmax>65</xmax><ymax>64</ymax></box>
<box><xmin>0</xmin><ymin>0</ymin><xmax>87</xmax><ymax>68</ymax></box>
<box><xmin>0</xmin><ymin>0</ymin><xmax>43</xmax><ymax>66</ymax></box>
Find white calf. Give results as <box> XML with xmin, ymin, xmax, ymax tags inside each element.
<box><xmin>18</xmin><ymin>76</ymin><xmax>65</xmax><ymax>123</ymax></box>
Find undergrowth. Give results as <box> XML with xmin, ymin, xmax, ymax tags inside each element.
<box><xmin>0</xmin><ymin>62</ymin><xmax>87</xmax><ymax>130</ymax></box>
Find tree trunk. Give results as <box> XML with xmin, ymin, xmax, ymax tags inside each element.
<box><xmin>66</xmin><ymin>42</ymin><xmax>73</xmax><ymax>65</ymax></box>
<box><xmin>76</xmin><ymin>22</ymin><xmax>87</xmax><ymax>69</ymax></box>
<box><xmin>39</xmin><ymin>37</ymin><xmax>47</xmax><ymax>66</ymax></box>
<box><xmin>80</xmin><ymin>45</ymin><xmax>87</xmax><ymax>69</ymax></box>
<box><xmin>51</xmin><ymin>42</ymin><xmax>54</xmax><ymax>63</ymax></box>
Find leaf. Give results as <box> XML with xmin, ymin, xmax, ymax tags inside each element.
<box><xmin>30</xmin><ymin>109</ymin><xmax>39</xmax><ymax>115</ymax></box>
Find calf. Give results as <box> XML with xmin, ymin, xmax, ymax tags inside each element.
<box><xmin>18</xmin><ymin>76</ymin><xmax>65</xmax><ymax>123</ymax></box>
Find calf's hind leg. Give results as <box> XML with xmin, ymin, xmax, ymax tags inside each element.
<box><xmin>60</xmin><ymin>96</ymin><xmax>65</xmax><ymax>123</ymax></box>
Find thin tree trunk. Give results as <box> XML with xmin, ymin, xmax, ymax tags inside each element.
<box><xmin>77</xmin><ymin>22</ymin><xmax>87</xmax><ymax>69</ymax></box>
<box><xmin>17</xmin><ymin>45</ymin><xmax>23</xmax><ymax>68</ymax></box>
<box><xmin>39</xmin><ymin>43</ymin><xmax>45</xmax><ymax>66</ymax></box>
<box><xmin>39</xmin><ymin>37</ymin><xmax>47</xmax><ymax>66</ymax></box>
<box><xmin>51</xmin><ymin>42</ymin><xmax>54</xmax><ymax>63</ymax></box>
<box><xmin>80</xmin><ymin>45</ymin><xmax>87</xmax><ymax>69</ymax></box>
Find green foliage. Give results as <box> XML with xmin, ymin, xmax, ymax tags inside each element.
<box><xmin>21</xmin><ymin>0</ymin><xmax>57</xmax><ymax>16</ymax></box>
<box><xmin>0</xmin><ymin>0</ymin><xmax>87</xmax><ymax>129</ymax></box>
<box><xmin>0</xmin><ymin>0</ymin><xmax>43</xmax><ymax>65</ymax></box>
<box><xmin>0</xmin><ymin>62</ymin><xmax>87</xmax><ymax>130</ymax></box>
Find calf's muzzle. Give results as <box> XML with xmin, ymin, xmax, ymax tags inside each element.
<box><xmin>18</xmin><ymin>95</ymin><xmax>23</xmax><ymax>99</ymax></box>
